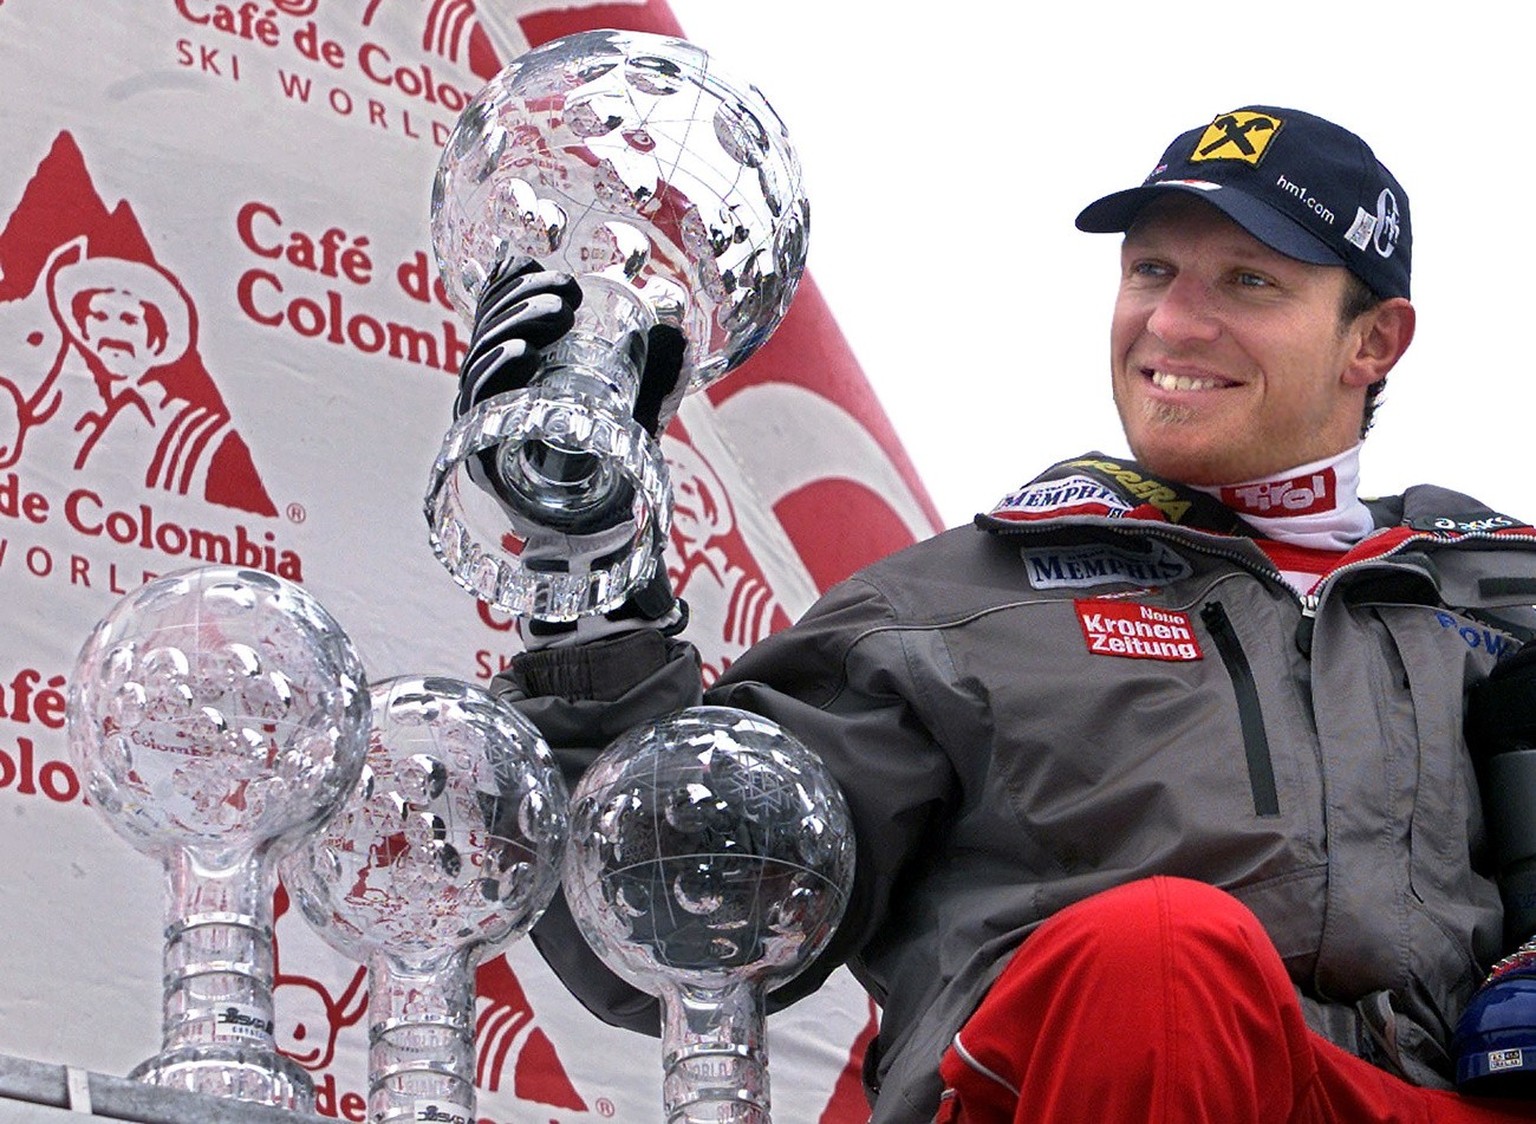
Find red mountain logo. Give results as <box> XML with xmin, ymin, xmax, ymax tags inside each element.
<box><xmin>0</xmin><ymin>132</ymin><xmax>275</xmax><ymax>516</ymax></box>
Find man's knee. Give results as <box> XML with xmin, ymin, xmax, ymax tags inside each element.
<box><xmin>1032</xmin><ymin>876</ymin><xmax>1269</xmax><ymax>968</ymax></box>
<box><xmin>943</xmin><ymin>878</ymin><xmax>1313</xmax><ymax>1121</ymax></box>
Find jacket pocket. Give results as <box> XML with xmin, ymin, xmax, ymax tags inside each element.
<box><xmin>1202</xmin><ymin>599</ymin><xmax>1280</xmax><ymax>816</ymax></box>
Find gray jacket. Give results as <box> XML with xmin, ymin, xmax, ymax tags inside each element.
<box><xmin>505</xmin><ymin>454</ymin><xmax>1536</xmax><ymax>1123</ymax></box>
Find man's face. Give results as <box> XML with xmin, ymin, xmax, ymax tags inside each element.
<box><xmin>1110</xmin><ymin>196</ymin><xmax>1369</xmax><ymax>485</ymax></box>
<box><xmin>76</xmin><ymin>287</ymin><xmax>159</xmax><ymax>381</ymax></box>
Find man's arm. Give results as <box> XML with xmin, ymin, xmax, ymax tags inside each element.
<box><xmin>499</xmin><ymin>572</ymin><xmax>958</xmax><ymax>1033</ymax></box>
<box><xmin>494</xmin><ymin>629</ymin><xmax>707</xmax><ymax>1034</ymax></box>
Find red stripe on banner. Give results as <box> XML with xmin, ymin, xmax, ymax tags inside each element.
<box><xmin>776</xmin><ymin>476</ymin><xmax>925</xmax><ymax>594</ymax></box>
<box><xmin>517</xmin><ymin>0</ymin><xmax>685</xmax><ymax>47</ymax></box>
<box><xmin>820</xmin><ymin>998</ymin><xmax>881</xmax><ymax>1123</ymax></box>
<box><xmin>715</xmin><ymin>276</ymin><xmax>945</xmax><ymax>537</ymax></box>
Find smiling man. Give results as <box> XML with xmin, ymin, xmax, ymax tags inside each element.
<box><xmin>460</xmin><ymin>106</ymin><xmax>1536</xmax><ymax>1123</ymax></box>
<box><xmin>1080</xmin><ymin>107</ymin><xmax>1416</xmax><ymax>492</ymax></box>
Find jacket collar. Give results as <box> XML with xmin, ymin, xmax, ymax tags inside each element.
<box><xmin>978</xmin><ymin>452</ymin><xmax>1534</xmax><ymax>546</ymax></box>
<box><xmin>979</xmin><ymin>453</ymin><xmax>1260</xmax><ymax>537</ymax></box>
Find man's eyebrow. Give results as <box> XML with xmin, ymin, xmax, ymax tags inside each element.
<box><xmin>1120</xmin><ymin>229</ymin><xmax>1282</xmax><ymax>264</ymax></box>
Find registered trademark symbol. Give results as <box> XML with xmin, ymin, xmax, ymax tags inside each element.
<box><xmin>596</xmin><ymin>1098</ymin><xmax>615</xmax><ymax>1118</ymax></box>
<box><xmin>286</xmin><ymin>502</ymin><xmax>307</xmax><ymax>524</ymax></box>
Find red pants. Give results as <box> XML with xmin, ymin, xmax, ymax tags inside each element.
<box><xmin>936</xmin><ymin>877</ymin><xmax>1536</xmax><ymax>1123</ymax></box>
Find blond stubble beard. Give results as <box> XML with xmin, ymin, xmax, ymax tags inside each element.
<box><xmin>1119</xmin><ymin>393</ymin><xmax>1201</xmax><ymax>431</ymax></box>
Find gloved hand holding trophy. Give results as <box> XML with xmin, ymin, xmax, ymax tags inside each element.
<box><xmin>425</xmin><ymin>26</ymin><xmax>810</xmax><ymax>626</ymax></box>
<box><xmin>424</xmin><ymin>28</ymin><xmax>855</xmax><ymax>1123</ymax></box>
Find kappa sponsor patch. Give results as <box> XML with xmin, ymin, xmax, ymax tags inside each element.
<box><xmin>989</xmin><ymin>474</ymin><xmax>1134</xmax><ymax>522</ymax></box>
<box><xmin>1189</xmin><ymin>110</ymin><xmax>1283</xmax><ymax>166</ymax></box>
<box><xmin>1063</xmin><ymin>459</ymin><xmax>1194</xmax><ymax>524</ymax></box>
<box><xmin>1221</xmin><ymin>469</ymin><xmax>1335</xmax><ymax>517</ymax></box>
<box><xmin>1075</xmin><ymin>600</ymin><xmax>1204</xmax><ymax>662</ymax></box>
<box><xmin>1024</xmin><ymin>541</ymin><xmax>1192</xmax><ymax>590</ymax></box>
<box><xmin>1408</xmin><ymin>512</ymin><xmax>1529</xmax><ymax>535</ymax></box>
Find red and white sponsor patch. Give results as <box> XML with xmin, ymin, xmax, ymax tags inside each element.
<box><xmin>1075</xmin><ymin>600</ymin><xmax>1203</xmax><ymax>661</ymax></box>
<box><xmin>1221</xmin><ymin>469</ymin><xmax>1335</xmax><ymax>517</ymax></box>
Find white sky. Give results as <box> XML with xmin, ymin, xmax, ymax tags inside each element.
<box><xmin>664</xmin><ymin>1</ymin><xmax>1536</xmax><ymax>529</ymax></box>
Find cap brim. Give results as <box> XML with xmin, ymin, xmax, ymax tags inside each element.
<box><xmin>1075</xmin><ymin>183</ymin><xmax>1343</xmax><ymax>268</ymax></box>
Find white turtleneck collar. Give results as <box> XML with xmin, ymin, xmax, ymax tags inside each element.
<box><xmin>1192</xmin><ymin>445</ymin><xmax>1374</xmax><ymax>551</ymax></box>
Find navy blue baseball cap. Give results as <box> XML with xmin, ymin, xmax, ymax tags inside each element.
<box><xmin>1076</xmin><ymin>106</ymin><xmax>1411</xmax><ymax>300</ymax></box>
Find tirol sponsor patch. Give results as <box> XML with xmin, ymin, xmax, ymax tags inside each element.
<box><xmin>1221</xmin><ymin>469</ymin><xmax>1335</xmax><ymax>517</ymax></box>
<box><xmin>1075</xmin><ymin>600</ymin><xmax>1204</xmax><ymax>662</ymax></box>
<box><xmin>990</xmin><ymin>475</ymin><xmax>1134</xmax><ymax>522</ymax></box>
<box><xmin>1024</xmin><ymin>541</ymin><xmax>1192</xmax><ymax>590</ymax></box>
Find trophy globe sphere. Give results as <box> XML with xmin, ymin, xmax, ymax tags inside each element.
<box><xmin>66</xmin><ymin>565</ymin><xmax>371</xmax><ymax>868</ymax></box>
<box><xmin>430</xmin><ymin>28</ymin><xmax>809</xmax><ymax>392</ymax></box>
<box><xmin>426</xmin><ymin>28</ymin><xmax>809</xmax><ymax>622</ymax></box>
<box><xmin>281</xmin><ymin>676</ymin><xmax>570</xmax><ymax>972</ymax></box>
<box><xmin>563</xmin><ymin>705</ymin><xmax>853</xmax><ymax>993</ymax></box>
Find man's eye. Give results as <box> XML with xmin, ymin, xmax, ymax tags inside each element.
<box><xmin>1235</xmin><ymin>272</ymin><xmax>1271</xmax><ymax>288</ymax></box>
<box><xmin>1129</xmin><ymin>261</ymin><xmax>1169</xmax><ymax>278</ymax></box>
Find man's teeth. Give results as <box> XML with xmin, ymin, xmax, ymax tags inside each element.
<box><xmin>1150</xmin><ymin>370</ymin><xmax>1224</xmax><ymax>392</ymax></box>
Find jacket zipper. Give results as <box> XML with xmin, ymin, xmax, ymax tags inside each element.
<box><xmin>1201</xmin><ymin>599</ymin><xmax>1280</xmax><ymax>817</ymax></box>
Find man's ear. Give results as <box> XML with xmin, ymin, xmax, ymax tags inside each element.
<box><xmin>1342</xmin><ymin>297</ymin><xmax>1416</xmax><ymax>388</ymax></box>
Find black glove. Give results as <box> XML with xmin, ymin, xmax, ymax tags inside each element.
<box><xmin>453</xmin><ymin>255</ymin><xmax>689</xmax><ymax>440</ymax></box>
<box><xmin>453</xmin><ymin>255</ymin><xmax>690</xmax><ymax>643</ymax></box>
<box><xmin>1467</xmin><ymin>642</ymin><xmax>1536</xmax><ymax>945</ymax></box>
<box><xmin>454</xmin><ymin>256</ymin><xmax>583</xmax><ymax>418</ymax></box>
<box><xmin>1467</xmin><ymin>643</ymin><xmax>1536</xmax><ymax>756</ymax></box>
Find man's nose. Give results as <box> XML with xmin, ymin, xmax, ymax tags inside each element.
<box><xmin>1145</xmin><ymin>274</ymin><xmax>1221</xmax><ymax>345</ymax></box>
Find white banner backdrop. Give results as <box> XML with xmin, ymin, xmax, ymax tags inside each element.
<box><xmin>0</xmin><ymin>1</ymin><xmax>943</xmax><ymax>1121</ymax></box>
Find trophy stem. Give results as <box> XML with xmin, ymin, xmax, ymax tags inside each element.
<box><xmin>367</xmin><ymin>951</ymin><xmax>479</xmax><ymax>1124</ymax></box>
<box><xmin>132</xmin><ymin>847</ymin><xmax>313</xmax><ymax>1110</ymax></box>
<box><xmin>492</xmin><ymin>276</ymin><xmax>655</xmax><ymax>532</ymax></box>
<box><xmin>660</xmin><ymin>980</ymin><xmax>771</xmax><ymax>1124</ymax></box>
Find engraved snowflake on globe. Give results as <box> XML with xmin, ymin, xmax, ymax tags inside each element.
<box><xmin>431</xmin><ymin>28</ymin><xmax>808</xmax><ymax>391</ymax></box>
<box><xmin>564</xmin><ymin>705</ymin><xmax>852</xmax><ymax>989</ymax></box>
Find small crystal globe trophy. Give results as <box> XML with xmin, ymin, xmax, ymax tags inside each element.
<box><xmin>280</xmin><ymin>676</ymin><xmax>569</xmax><ymax>1124</ymax></box>
<box><xmin>563</xmin><ymin>706</ymin><xmax>854</xmax><ymax>1122</ymax></box>
<box><xmin>65</xmin><ymin>566</ymin><xmax>371</xmax><ymax>1110</ymax></box>
<box><xmin>426</xmin><ymin>28</ymin><xmax>809</xmax><ymax>620</ymax></box>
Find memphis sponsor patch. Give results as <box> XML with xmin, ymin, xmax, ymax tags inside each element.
<box><xmin>1075</xmin><ymin>600</ymin><xmax>1203</xmax><ymax>662</ymax></box>
<box><xmin>989</xmin><ymin>474</ymin><xmax>1134</xmax><ymax>522</ymax></box>
<box><xmin>1023</xmin><ymin>541</ymin><xmax>1191</xmax><ymax>590</ymax></box>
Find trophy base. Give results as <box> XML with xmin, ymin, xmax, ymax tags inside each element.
<box><xmin>129</xmin><ymin>1045</ymin><xmax>315</xmax><ymax>1112</ymax></box>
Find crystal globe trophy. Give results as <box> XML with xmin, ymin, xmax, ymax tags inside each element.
<box><xmin>426</xmin><ymin>28</ymin><xmax>809</xmax><ymax>621</ymax></box>
<box><xmin>65</xmin><ymin>565</ymin><xmax>371</xmax><ymax>1110</ymax></box>
<box><xmin>563</xmin><ymin>706</ymin><xmax>853</xmax><ymax>1122</ymax></box>
<box><xmin>280</xmin><ymin>676</ymin><xmax>569</xmax><ymax>1124</ymax></box>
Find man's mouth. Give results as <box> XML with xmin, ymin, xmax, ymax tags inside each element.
<box><xmin>1146</xmin><ymin>369</ymin><xmax>1233</xmax><ymax>392</ymax></box>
